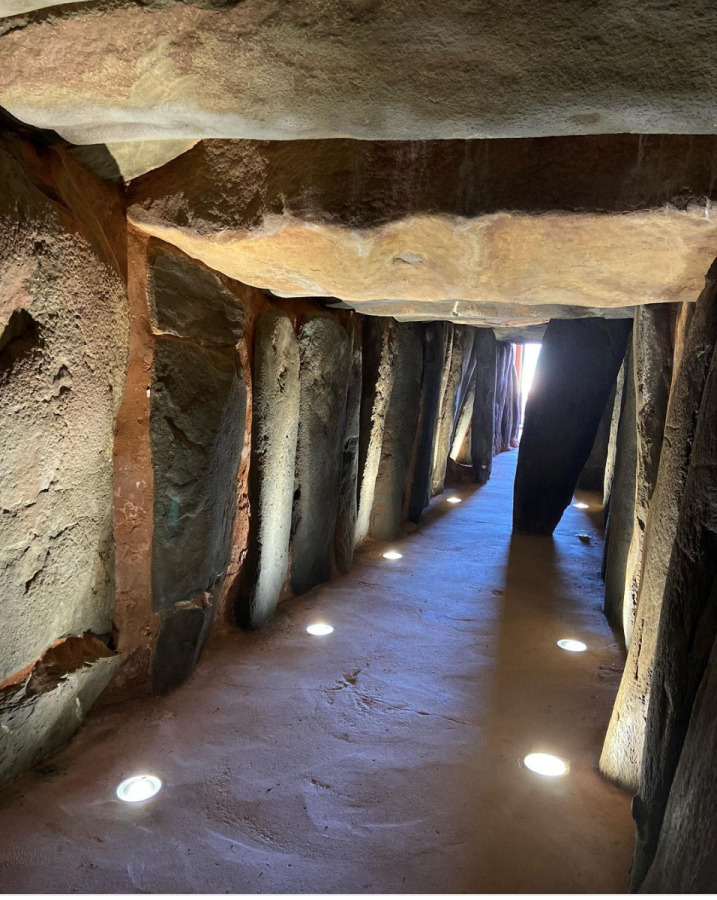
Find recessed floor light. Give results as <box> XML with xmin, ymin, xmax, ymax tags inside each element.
<box><xmin>523</xmin><ymin>753</ymin><xmax>569</xmax><ymax>777</ymax></box>
<box><xmin>557</xmin><ymin>638</ymin><xmax>587</xmax><ymax>653</ymax></box>
<box><xmin>446</xmin><ymin>496</ymin><xmax>462</xmax><ymax>504</ymax></box>
<box><xmin>306</xmin><ymin>623</ymin><xmax>333</xmax><ymax>636</ymax></box>
<box><xmin>116</xmin><ymin>774</ymin><xmax>162</xmax><ymax>803</ymax></box>
<box><xmin>573</xmin><ymin>501</ymin><xmax>589</xmax><ymax>509</ymax></box>
<box><xmin>382</xmin><ymin>550</ymin><xmax>403</xmax><ymax>560</ymax></box>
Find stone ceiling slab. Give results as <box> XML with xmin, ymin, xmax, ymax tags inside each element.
<box><xmin>1</xmin><ymin>1</ymin><xmax>716</xmax><ymax>143</ymax></box>
<box><xmin>127</xmin><ymin>136</ymin><xmax>717</xmax><ymax>318</ymax></box>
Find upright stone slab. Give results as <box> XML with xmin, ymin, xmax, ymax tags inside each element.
<box><xmin>236</xmin><ymin>310</ymin><xmax>300</xmax><ymax>629</ymax></box>
<box><xmin>576</xmin><ymin>382</ymin><xmax>613</xmax><ymax>492</ymax></box>
<box><xmin>513</xmin><ymin>318</ymin><xmax>632</xmax><ymax>535</ymax></box>
<box><xmin>603</xmin><ymin>358</ymin><xmax>627</xmax><ymax>513</ymax></box>
<box><xmin>492</xmin><ymin>342</ymin><xmax>511</xmax><ymax>455</ymax></box>
<box><xmin>355</xmin><ymin>317</ymin><xmax>398</xmax><ymax>548</ymax></box>
<box><xmin>602</xmin><ymin>344</ymin><xmax>637</xmax><ymax>632</ymax></box>
<box><xmin>631</xmin><ymin>320</ymin><xmax>717</xmax><ymax>890</ymax></box>
<box><xmin>291</xmin><ymin>316</ymin><xmax>351</xmax><ymax>595</ymax></box>
<box><xmin>471</xmin><ymin>329</ymin><xmax>497</xmax><ymax>485</ymax></box>
<box><xmin>369</xmin><ymin>323</ymin><xmax>423</xmax><ymax>541</ymax></box>
<box><xmin>334</xmin><ymin>323</ymin><xmax>362</xmax><ymax>573</ymax></box>
<box><xmin>639</xmin><ymin>632</ymin><xmax>717</xmax><ymax>892</ymax></box>
<box><xmin>621</xmin><ymin>304</ymin><xmax>673</xmax><ymax>644</ymax></box>
<box><xmin>151</xmin><ymin>340</ymin><xmax>245</xmax><ymax>610</ymax></box>
<box><xmin>408</xmin><ymin>322</ymin><xmax>445</xmax><ymax>522</ymax></box>
<box><xmin>601</xmin><ymin>274</ymin><xmax>717</xmax><ymax>792</ymax></box>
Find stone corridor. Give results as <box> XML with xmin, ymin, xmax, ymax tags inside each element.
<box><xmin>0</xmin><ymin>451</ymin><xmax>633</xmax><ymax>893</ymax></box>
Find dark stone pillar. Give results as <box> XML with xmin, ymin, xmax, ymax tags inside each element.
<box><xmin>291</xmin><ymin>316</ymin><xmax>351</xmax><ymax>595</ymax></box>
<box><xmin>408</xmin><ymin>322</ymin><xmax>445</xmax><ymax>522</ymax></box>
<box><xmin>470</xmin><ymin>328</ymin><xmax>497</xmax><ymax>485</ymax></box>
<box><xmin>236</xmin><ymin>310</ymin><xmax>300</xmax><ymax>629</ymax></box>
<box><xmin>369</xmin><ymin>323</ymin><xmax>423</xmax><ymax>540</ymax></box>
<box><xmin>576</xmin><ymin>383</ymin><xmax>614</xmax><ymax>492</ymax></box>
<box><xmin>334</xmin><ymin>321</ymin><xmax>362</xmax><ymax>573</ymax></box>
<box><xmin>512</xmin><ymin>318</ymin><xmax>632</xmax><ymax>536</ymax></box>
<box><xmin>431</xmin><ymin>325</ymin><xmax>473</xmax><ymax>496</ymax></box>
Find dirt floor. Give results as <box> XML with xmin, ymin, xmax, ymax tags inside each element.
<box><xmin>0</xmin><ymin>449</ymin><xmax>635</xmax><ymax>893</ymax></box>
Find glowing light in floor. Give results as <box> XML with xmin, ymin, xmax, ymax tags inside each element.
<box><xmin>557</xmin><ymin>638</ymin><xmax>587</xmax><ymax>653</ymax></box>
<box><xmin>306</xmin><ymin>623</ymin><xmax>334</xmax><ymax>636</ymax></box>
<box><xmin>523</xmin><ymin>753</ymin><xmax>569</xmax><ymax>777</ymax></box>
<box><xmin>382</xmin><ymin>550</ymin><xmax>403</xmax><ymax>560</ymax></box>
<box><xmin>573</xmin><ymin>501</ymin><xmax>590</xmax><ymax>509</ymax></box>
<box><xmin>446</xmin><ymin>496</ymin><xmax>462</xmax><ymax>504</ymax></box>
<box><xmin>116</xmin><ymin>774</ymin><xmax>162</xmax><ymax>803</ymax></box>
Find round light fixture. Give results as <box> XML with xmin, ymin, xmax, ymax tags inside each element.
<box><xmin>557</xmin><ymin>638</ymin><xmax>587</xmax><ymax>653</ymax></box>
<box><xmin>116</xmin><ymin>774</ymin><xmax>162</xmax><ymax>803</ymax></box>
<box><xmin>572</xmin><ymin>501</ymin><xmax>589</xmax><ymax>510</ymax></box>
<box><xmin>382</xmin><ymin>550</ymin><xmax>403</xmax><ymax>560</ymax></box>
<box><xmin>446</xmin><ymin>497</ymin><xmax>462</xmax><ymax>504</ymax></box>
<box><xmin>306</xmin><ymin>623</ymin><xmax>333</xmax><ymax>636</ymax></box>
<box><xmin>523</xmin><ymin>753</ymin><xmax>569</xmax><ymax>777</ymax></box>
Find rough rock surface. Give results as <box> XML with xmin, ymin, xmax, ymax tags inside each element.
<box><xmin>408</xmin><ymin>322</ymin><xmax>444</xmax><ymax>522</ymax></box>
<box><xmin>602</xmin><ymin>345</ymin><xmax>637</xmax><ymax>633</ymax></box>
<box><xmin>3</xmin><ymin>4</ymin><xmax>717</xmax><ymax>142</ymax></box>
<box><xmin>513</xmin><ymin>318</ymin><xmax>632</xmax><ymax>536</ymax></box>
<box><xmin>621</xmin><ymin>305</ymin><xmax>673</xmax><ymax>644</ymax></box>
<box><xmin>148</xmin><ymin>249</ymin><xmax>244</xmax><ymax>346</ymax></box>
<box><xmin>127</xmin><ymin>137</ymin><xmax>717</xmax><ymax>317</ymax></box>
<box><xmin>0</xmin><ymin>634</ymin><xmax>119</xmax><ymax>787</ymax></box>
<box><xmin>600</xmin><ymin>270</ymin><xmax>717</xmax><ymax>792</ymax></box>
<box><xmin>153</xmin><ymin>598</ymin><xmax>213</xmax><ymax>694</ymax></box>
<box><xmin>290</xmin><ymin>317</ymin><xmax>351</xmax><ymax>595</ymax></box>
<box><xmin>334</xmin><ymin>322</ymin><xmax>362</xmax><ymax>573</ymax></box>
<box><xmin>236</xmin><ymin>310</ymin><xmax>300</xmax><ymax>628</ymax></box>
<box><xmin>470</xmin><ymin>329</ymin><xmax>497</xmax><ymax>485</ymax></box>
<box><xmin>355</xmin><ymin>317</ymin><xmax>398</xmax><ymax>548</ymax></box>
<box><xmin>631</xmin><ymin>304</ymin><xmax>717</xmax><ymax>889</ymax></box>
<box><xmin>369</xmin><ymin>324</ymin><xmax>423</xmax><ymax>541</ymax></box>
<box><xmin>0</xmin><ymin>128</ymin><xmax>128</xmax><ymax>682</ymax></box>
<box><xmin>150</xmin><ymin>340</ymin><xmax>245</xmax><ymax>609</ymax></box>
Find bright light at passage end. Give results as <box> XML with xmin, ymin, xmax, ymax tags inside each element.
<box><xmin>116</xmin><ymin>774</ymin><xmax>162</xmax><ymax>803</ymax></box>
<box><xmin>523</xmin><ymin>753</ymin><xmax>569</xmax><ymax>777</ymax></box>
<box><xmin>306</xmin><ymin>623</ymin><xmax>333</xmax><ymax>636</ymax></box>
<box><xmin>573</xmin><ymin>501</ymin><xmax>590</xmax><ymax>510</ymax></box>
<box><xmin>557</xmin><ymin>639</ymin><xmax>588</xmax><ymax>653</ymax></box>
<box><xmin>383</xmin><ymin>551</ymin><xmax>403</xmax><ymax>560</ymax></box>
<box><xmin>446</xmin><ymin>497</ymin><xmax>462</xmax><ymax>504</ymax></box>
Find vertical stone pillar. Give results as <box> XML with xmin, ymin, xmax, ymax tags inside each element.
<box><xmin>291</xmin><ymin>316</ymin><xmax>351</xmax><ymax>595</ymax></box>
<box><xmin>513</xmin><ymin>318</ymin><xmax>632</xmax><ymax>536</ymax></box>
<box><xmin>354</xmin><ymin>317</ymin><xmax>398</xmax><ymax>548</ymax></box>
<box><xmin>408</xmin><ymin>322</ymin><xmax>445</xmax><ymax>522</ymax></box>
<box><xmin>334</xmin><ymin>319</ymin><xmax>363</xmax><ymax>573</ymax></box>
<box><xmin>600</xmin><ymin>271</ymin><xmax>717</xmax><ymax>796</ymax></box>
<box><xmin>621</xmin><ymin>304</ymin><xmax>673</xmax><ymax>644</ymax></box>
<box><xmin>236</xmin><ymin>309</ymin><xmax>300</xmax><ymax>629</ymax></box>
<box><xmin>470</xmin><ymin>328</ymin><xmax>497</xmax><ymax>485</ymax></box>
<box><xmin>602</xmin><ymin>343</ymin><xmax>637</xmax><ymax>632</ymax></box>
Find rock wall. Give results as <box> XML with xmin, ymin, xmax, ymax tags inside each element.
<box><xmin>0</xmin><ymin>127</ymin><xmax>128</xmax><ymax>786</ymax></box>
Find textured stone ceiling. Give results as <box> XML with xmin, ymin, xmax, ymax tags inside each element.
<box><xmin>127</xmin><ymin>136</ymin><xmax>717</xmax><ymax>323</ymax></box>
<box><xmin>1</xmin><ymin>0</ymin><xmax>716</xmax><ymax>145</ymax></box>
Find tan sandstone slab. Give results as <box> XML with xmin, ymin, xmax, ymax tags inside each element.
<box><xmin>1</xmin><ymin>1</ymin><xmax>717</xmax><ymax>143</ymax></box>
